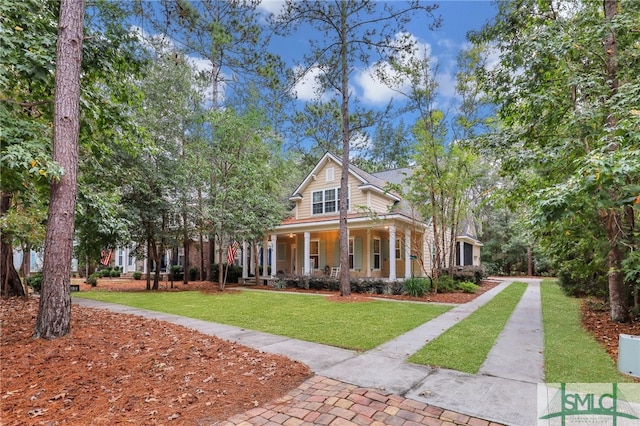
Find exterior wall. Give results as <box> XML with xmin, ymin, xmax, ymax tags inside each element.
<box><xmin>295</xmin><ymin>160</ymin><xmax>395</xmax><ymax>220</ymax></box>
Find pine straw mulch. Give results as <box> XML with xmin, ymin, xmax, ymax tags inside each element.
<box><xmin>580</xmin><ymin>299</ymin><xmax>640</xmax><ymax>363</ymax></box>
<box><xmin>0</xmin><ymin>297</ymin><xmax>311</xmax><ymax>425</ymax></box>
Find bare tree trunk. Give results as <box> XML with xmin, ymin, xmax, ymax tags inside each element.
<box><xmin>35</xmin><ymin>0</ymin><xmax>85</xmax><ymax>339</ymax></box>
<box><xmin>1</xmin><ymin>193</ymin><xmax>25</xmax><ymax>298</ymax></box>
<box><xmin>602</xmin><ymin>0</ymin><xmax>628</xmax><ymax>322</ymax></box>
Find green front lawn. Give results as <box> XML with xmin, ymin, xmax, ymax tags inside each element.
<box><xmin>541</xmin><ymin>279</ymin><xmax>635</xmax><ymax>383</ymax></box>
<box><xmin>75</xmin><ymin>290</ymin><xmax>451</xmax><ymax>351</ymax></box>
<box><xmin>408</xmin><ymin>281</ymin><xmax>527</xmax><ymax>373</ymax></box>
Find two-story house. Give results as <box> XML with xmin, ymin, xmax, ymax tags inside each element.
<box><xmin>258</xmin><ymin>152</ymin><xmax>482</xmax><ymax>281</ymax></box>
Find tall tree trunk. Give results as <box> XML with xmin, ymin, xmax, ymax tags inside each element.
<box><xmin>1</xmin><ymin>193</ymin><xmax>25</xmax><ymax>297</ymax></box>
<box><xmin>338</xmin><ymin>2</ymin><xmax>350</xmax><ymax>296</ymax></box>
<box><xmin>35</xmin><ymin>0</ymin><xmax>85</xmax><ymax>339</ymax></box>
<box><xmin>602</xmin><ymin>0</ymin><xmax>628</xmax><ymax>322</ymax></box>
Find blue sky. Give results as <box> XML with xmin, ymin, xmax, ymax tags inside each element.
<box><xmin>255</xmin><ymin>1</ymin><xmax>498</xmax><ymax>112</ymax></box>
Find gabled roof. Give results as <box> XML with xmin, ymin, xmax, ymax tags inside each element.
<box><xmin>289</xmin><ymin>152</ymin><xmax>401</xmax><ymax>202</ymax></box>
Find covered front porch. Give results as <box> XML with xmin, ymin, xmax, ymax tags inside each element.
<box><xmin>262</xmin><ymin>218</ymin><xmax>428</xmax><ymax>281</ymax></box>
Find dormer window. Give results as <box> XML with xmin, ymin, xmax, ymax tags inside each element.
<box><xmin>312</xmin><ymin>187</ymin><xmax>348</xmax><ymax>214</ymax></box>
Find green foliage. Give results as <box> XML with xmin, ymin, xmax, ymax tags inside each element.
<box><xmin>98</xmin><ymin>268</ymin><xmax>111</xmax><ymax>278</ymax></box>
<box><xmin>469</xmin><ymin>0</ymin><xmax>640</xmax><ymax>317</ymax></box>
<box><xmin>188</xmin><ymin>267</ymin><xmax>198</xmax><ymax>281</ymax></box>
<box><xmin>109</xmin><ymin>269</ymin><xmax>120</xmax><ymax>278</ymax></box>
<box><xmin>403</xmin><ymin>277</ymin><xmax>430</xmax><ymax>297</ymax></box>
<box><xmin>435</xmin><ymin>275</ymin><xmax>457</xmax><ymax>293</ymax></box>
<box><xmin>27</xmin><ymin>273</ymin><xmax>43</xmax><ymax>293</ymax></box>
<box><xmin>458</xmin><ymin>281</ymin><xmax>480</xmax><ymax>294</ymax></box>
<box><xmin>451</xmin><ymin>266</ymin><xmax>487</xmax><ymax>285</ymax></box>
<box><xmin>132</xmin><ymin>271</ymin><xmax>142</xmax><ymax>280</ymax></box>
<box><xmin>87</xmin><ymin>273</ymin><xmax>98</xmax><ymax>287</ymax></box>
<box><xmin>210</xmin><ymin>264</ymin><xmax>243</xmax><ymax>283</ymax></box>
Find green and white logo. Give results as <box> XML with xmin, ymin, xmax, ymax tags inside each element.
<box><xmin>538</xmin><ymin>383</ymin><xmax>640</xmax><ymax>425</ymax></box>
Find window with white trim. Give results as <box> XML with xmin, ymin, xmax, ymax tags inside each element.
<box><xmin>309</xmin><ymin>240</ymin><xmax>319</xmax><ymax>269</ymax></box>
<box><xmin>373</xmin><ymin>238</ymin><xmax>381</xmax><ymax>270</ymax></box>
<box><xmin>395</xmin><ymin>239</ymin><xmax>402</xmax><ymax>260</ymax></box>
<box><xmin>311</xmin><ymin>188</ymin><xmax>348</xmax><ymax>215</ymax></box>
<box><xmin>348</xmin><ymin>238</ymin><xmax>354</xmax><ymax>269</ymax></box>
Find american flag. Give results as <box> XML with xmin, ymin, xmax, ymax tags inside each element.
<box><xmin>100</xmin><ymin>248</ymin><xmax>113</xmax><ymax>266</ymax></box>
<box><xmin>227</xmin><ymin>240</ymin><xmax>240</xmax><ymax>265</ymax></box>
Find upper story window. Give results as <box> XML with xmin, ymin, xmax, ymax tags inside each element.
<box><xmin>312</xmin><ymin>187</ymin><xmax>348</xmax><ymax>214</ymax></box>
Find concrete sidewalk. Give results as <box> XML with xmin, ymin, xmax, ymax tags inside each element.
<box><xmin>73</xmin><ymin>277</ymin><xmax>543</xmax><ymax>425</ymax></box>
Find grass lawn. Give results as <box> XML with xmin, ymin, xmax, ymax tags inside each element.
<box><xmin>541</xmin><ymin>279</ymin><xmax>635</xmax><ymax>383</ymax></box>
<box><xmin>408</xmin><ymin>281</ymin><xmax>527</xmax><ymax>373</ymax></box>
<box><xmin>75</xmin><ymin>290</ymin><xmax>451</xmax><ymax>351</ymax></box>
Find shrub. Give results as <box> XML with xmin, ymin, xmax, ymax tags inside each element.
<box><xmin>87</xmin><ymin>273</ymin><xmax>98</xmax><ymax>286</ymax></box>
<box><xmin>132</xmin><ymin>271</ymin><xmax>142</xmax><ymax>280</ymax></box>
<box><xmin>210</xmin><ymin>264</ymin><xmax>243</xmax><ymax>283</ymax></box>
<box><xmin>403</xmin><ymin>277</ymin><xmax>430</xmax><ymax>297</ymax></box>
<box><xmin>27</xmin><ymin>273</ymin><xmax>43</xmax><ymax>293</ymax></box>
<box><xmin>110</xmin><ymin>269</ymin><xmax>120</xmax><ymax>278</ymax></box>
<box><xmin>451</xmin><ymin>266</ymin><xmax>487</xmax><ymax>285</ymax></box>
<box><xmin>98</xmin><ymin>268</ymin><xmax>111</xmax><ymax>278</ymax></box>
<box><xmin>170</xmin><ymin>265</ymin><xmax>182</xmax><ymax>280</ymax></box>
<box><xmin>188</xmin><ymin>266</ymin><xmax>198</xmax><ymax>281</ymax></box>
<box><xmin>435</xmin><ymin>275</ymin><xmax>457</xmax><ymax>293</ymax></box>
<box><xmin>459</xmin><ymin>281</ymin><xmax>480</xmax><ymax>293</ymax></box>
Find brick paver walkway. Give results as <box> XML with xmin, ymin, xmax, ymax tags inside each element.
<box><xmin>220</xmin><ymin>376</ymin><xmax>503</xmax><ymax>426</ymax></box>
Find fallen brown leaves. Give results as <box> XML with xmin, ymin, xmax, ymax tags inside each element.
<box><xmin>580</xmin><ymin>300</ymin><xmax>640</xmax><ymax>364</ymax></box>
<box><xmin>0</xmin><ymin>297</ymin><xmax>311</xmax><ymax>425</ymax></box>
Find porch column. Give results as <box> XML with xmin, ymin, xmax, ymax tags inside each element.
<box><xmin>262</xmin><ymin>237</ymin><xmax>269</xmax><ymax>276</ymax></box>
<box><xmin>389</xmin><ymin>225</ymin><xmax>396</xmax><ymax>280</ymax></box>
<box><xmin>249</xmin><ymin>243</ymin><xmax>255</xmax><ymax>275</ymax></box>
<box><xmin>242</xmin><ymin>241</ymin><xmax>248</xmax><ymax>279</ymax></box>
<box><xmin>270</xmin><ymin>234</ymin><xmax>277</xmax><ymax>277</ymax></box>
<box><xmin>365</xmin><ymin>232</ymin><xmax>371</xmax><ymax>277</ymax></box>
<box><xmin>459</xmin><ymin>242</ymin><xmax>464</xmax><ymax>266</ymax></box>
<box><xmin>303</xmin><ymin>232</ymin><xmax>310</xmax><ymax>275</ymax></box>
<box><xmin>405</xmin><ymin>228</ymin><xmax>411</xmax><ymax>278</ymax></box>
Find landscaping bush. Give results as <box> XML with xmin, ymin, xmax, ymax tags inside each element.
<box><xmin>27</xmin><ymin>272</ymin><xmax>43</xmax><ymax>293</ymax></box>
<box><xmin>188</xmin><ymin>266</ymin><xmax>198</xmax><ymax>281</ymax></box>
<box><xmin>110</xmin><ymin>269</ymin><xmax>120</xmax><ymax>278</ymax></box>
<box><xmin>132</xmin><ymin>271</ymin><xmax>142</xmax><ymax>280</ymax></box>
<box><xmin>403</xmin><ymin>277</ymin><xmax>430</xmax><ymax>297</ymax></box>
<box><xmin>87</xmin><ymin>273</ymin><xmax>98</xmax><ymax>287</ymax></box>
<box><xmin>435</xmin><ymin>275</ymin><xmax>457</xmax><ymax>293</ymax></box>
<box><xmin>459</xmin><ymin>281</ymin><xmax>480</xmax><ymax>293</ymax></box>
<box><xmin>98</xmin><ymin>268</ymin><xmax>111</xmax><ymax>278</ymax></box>
<box><xmin>210</xmin><ymin>263</ymin><xmax>243</xmax><ymax>283</ymax></box>
<box><xmin>170</xmin><ymin>265</ymin><xmax>183</xmax><ymax>281</ymax></box>
<box><xmin>451</xmin><ymin>266</ymin><xmax>487</xmax><ymax>285</ymax></box>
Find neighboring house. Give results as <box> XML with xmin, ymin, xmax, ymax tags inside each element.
<box><xmin>261</xmin><ymin>152</ymin><xmax>482</xmax><ymax>280</ymax></box>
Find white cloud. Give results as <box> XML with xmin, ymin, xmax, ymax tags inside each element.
<box><xmin>355</xmin><ymin>63</ymin><xmax>399</xmax><ymax>105</ymax></box>
<box><xmin>290</xmin><ymin>64</ymin><xmax>332</xmax><ymax>102</ymax></box>
<box><xmin>257</xmin><ymin>0</ymin><xmax>286</xmax><ymax>15</ymax></box>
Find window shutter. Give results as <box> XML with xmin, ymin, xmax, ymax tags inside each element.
<box><xmin>382</xmin><ymin>239</ymin><xmax>389</xmax><ymax>260</ymax></box>
<box><xmin>333</xmin><ymin>239</ymin><xmax>340</xmax><ymax>267</ymax></box>
<box><xmin>319</xmin><ymin>240</ymin><xmax>326</xmax><ymax>268</ymax></box>
<box><xmin>354</xmin><ymin>237</ymin><xmax>362</xmax><ymax>270</ymax></box>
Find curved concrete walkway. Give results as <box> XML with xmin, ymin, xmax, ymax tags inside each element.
<box><xmin>73</xmin><ymin>277</ymin><xmax>543</xmax><ymax>425</ymax></box>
